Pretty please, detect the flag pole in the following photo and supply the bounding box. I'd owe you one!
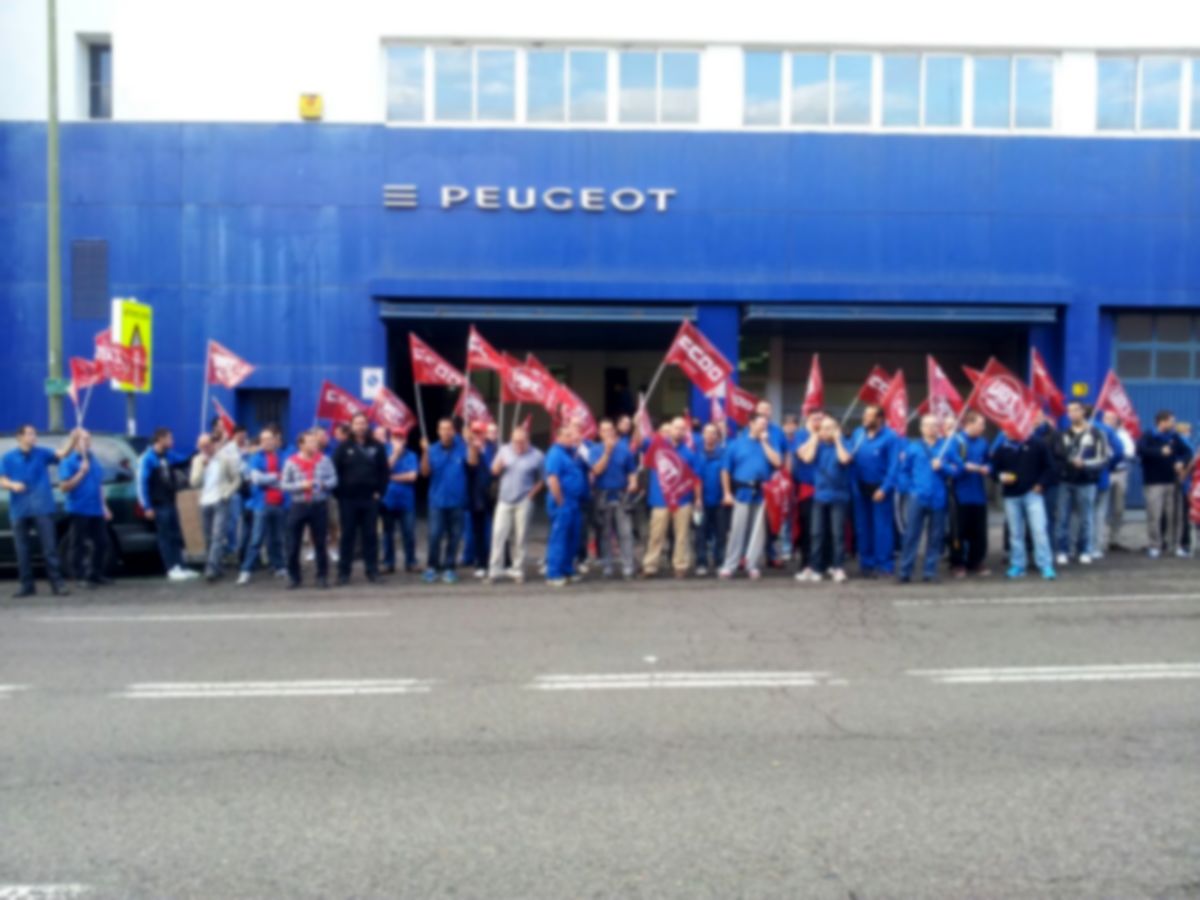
[199,341,210,437]
[840,396,860,428]
[642,357,669,409]
[414,383,427,441]
[934,364,984,462]
[80,384,94,425]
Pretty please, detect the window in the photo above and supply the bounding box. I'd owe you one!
[1014,57,1054,127]
[743,51,782,125]
[619,50,699,124]
[924,55,964,126]
[70,239,108,319]
[1114,314,1200,382]
[790,52,830,124]
[661,52,699,123]
[1193,59,1200,130]
[87,41,112,120]
[569,50,607,122]
[1139,58,1182,130]
[433,48,472,121]
[619,51,656,123]
[882,54,920,127]
[476,49,516,121]
[386,46,425,121]
[833,53,872,125]
[1097,57,1139,130]
[527,50,565,122]
[973,57,1011,127]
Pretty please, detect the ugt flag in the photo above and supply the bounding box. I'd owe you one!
[857,366,892,406]
[523,354,563,413]
[316,380,366,424]
[466,326,505,372]
[801,354,824,418]
[369,386,416,435]
[1030,348,1066,419]
[552,382,597,440]
[502,355,557,408]
[881,370,909,434]
[664,321,732,396]
[926,355,964,422]
[968,358,1040,442]
[454,383,495,427]
[410,334,466,387]
[645,436,697,511]
[206,340,255,388]
[1095,370,1142,439]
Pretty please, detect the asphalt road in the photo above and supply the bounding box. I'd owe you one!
[1,554,1198,899]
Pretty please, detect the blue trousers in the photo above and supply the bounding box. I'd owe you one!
[427,506,463,573]
[900,500,946,580]
[546,500,581,580]
[152,503,184,571]
[13,514,62,590]
[852,489,895,574]
[380,504,416,569]
[241,505,286,574]
[1004,492,1053,573]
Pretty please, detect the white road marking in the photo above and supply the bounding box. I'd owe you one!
[909,663,1200,685]
[0,685,30,698]
[116,679,435,699]
[528,671,840,690]
[0,886,90,900]
[895,592,1200,608]
[32,611,390,624]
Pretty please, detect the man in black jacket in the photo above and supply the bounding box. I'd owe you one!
[332,412,390,584]
[991,432,1056,580]
[1137,410,1193,558]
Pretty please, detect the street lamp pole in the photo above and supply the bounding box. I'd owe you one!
[46,0,64,431]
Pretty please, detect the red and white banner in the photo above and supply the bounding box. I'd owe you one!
[94,330,140,386]
[763,470,793,535]
[316,379,367,424]
[466,326,505,372]
[1030,348,1066,419]
[967,358,1040,442]
[857,365,893,406]
[664,321,733,396]
[801,354,825,418]
[523,354,562,413]
[635,394,654,441]
[881,370,909,434]
[410,333,466,387]
[926,354,965,422]
[552,382,597,440]
[646,436,697,511]
[70,356,106,391]
[681,412,696,450]
[1094,369,1142,439]
[454,383,495,427]
[211,396,237,436]
[206,340,255,388]
[726,381,759,428]
[963,365,984,387]
[502,355,558,408]
[368,386,416,435]
[1190,469,1200,526]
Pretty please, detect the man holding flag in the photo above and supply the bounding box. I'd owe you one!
[897,414,961,583]
[719,413,780,580]
[544,422,588,587]
[641,418,702,579]
[848,403,900,578]
[589,418,639,580]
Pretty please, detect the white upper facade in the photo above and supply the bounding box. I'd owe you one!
[2,0,1199,136]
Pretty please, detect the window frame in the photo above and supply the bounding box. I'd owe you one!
[1136,54,1186,133]
[1112,314,1200,383]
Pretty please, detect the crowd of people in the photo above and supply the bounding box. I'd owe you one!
[2,397,1196,596]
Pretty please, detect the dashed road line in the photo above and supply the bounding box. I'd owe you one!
[908,663,1200,685]
[895,592,1200,608]
[115,679,435,699]
[31,610,391,624]
[0,885,90,900]
[527,671,845,691]
[0,685,30,698]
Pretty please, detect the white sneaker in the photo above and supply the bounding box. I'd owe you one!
[328,548,340,562]
[1148,547,1162,559]
[474,568,486,579]
[1176,548,1191,559]
[1055,553,1069,566]
[1078,554,1093,565]
[695,566,708,577]
[274,568,288,579]
[832,568,848,584]
[794,568,817,583]
[1092,551,1105,561]
[304,549,316,562]
[167,566,191,582]
[181,567,200,580]
[236,572,251,586]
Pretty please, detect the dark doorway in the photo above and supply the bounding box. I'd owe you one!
[237,389,291,439]
[604,367,634,419]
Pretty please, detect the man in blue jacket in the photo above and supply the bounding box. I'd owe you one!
[949,411,991,577]
[137,427,197,583]
[545,422,587,587]
[590,418,639,579]
[59,429,113,590]
[421,418,475,584]
[848,404,899,579]
[237,425,290,585]
[1137,410,1193,558]
[719,414,779,580]
[692,423,729,577]
[897,415,961,583]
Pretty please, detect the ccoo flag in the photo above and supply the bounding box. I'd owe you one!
[664,321,733,396]
[410,334,466,387]
[368,386,416,435]
[316,380,367,424]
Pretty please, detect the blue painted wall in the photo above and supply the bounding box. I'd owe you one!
[1,123,1197,440]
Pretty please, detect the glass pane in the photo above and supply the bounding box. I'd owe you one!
[1139,58,1182,129]
[924,55,964,126]
[1156,314,1192,342]
[619,51,657,123]
[1156,350,1192,379]
[1193,60,1200,130]
[1097,57,1136,130]
[527,50,565,122]
[661,51,699,123]
[476,49,515,121]
[882,54,920,127]
[434,47,472,121]
[1116,349,1152,378]
[386,46,425,122]
[1014,57,1054,128]
[743,51,782,125]
[1116,315,1154,341]
[973,56,1011,127]
[790,52,829,124]
[833,53,872,125]
[569,50,607,122]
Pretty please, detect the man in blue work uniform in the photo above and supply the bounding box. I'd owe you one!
[545,422,587,587]
[692,423,729,577]
[1,425,79,597]
[640,418,701,578]
[589,418,638,579]
[948,411,991,577]
[790,409,824,580]
[797,415,854,583]
[59,429,113,589]
[719,414,779,580]
[848,403,899,579]
[897,414,961,583]
[421,417,476,584]
[380,429,419,574]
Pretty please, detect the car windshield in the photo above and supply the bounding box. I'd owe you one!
[0,435,139,485]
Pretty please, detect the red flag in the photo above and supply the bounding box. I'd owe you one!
[211,396,236,436]
[454,383,495,427]
[763,470,793,535]
[206,340,255,388]
[466,326,505,372]
[552,382,597,440]
[524,354,562,413]
[963,365,984,387]
[410,334,466,387]
[316,379,367,424]
[1094,370,1142,439]
[70,357,106,391]
[502,355,558,409]
[1030,348,1066,419]
[968,358,1040,442]
[1190,470,1200,526]
[710,392,726,426]
[664,321,733,396]
[857,366,893,405]
[635,394,654,441]
[94,330,138,384]
[801,354,825,418]
[646,435,697,511]
[369,386,416,435]
[881,370,909,434]
[926,355,965,422]
[519,413,533,434]
[726,381,759,428]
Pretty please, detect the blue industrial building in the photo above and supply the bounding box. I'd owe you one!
[2,123,1198,459]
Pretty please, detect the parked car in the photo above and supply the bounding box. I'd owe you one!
[0,432,161,576]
